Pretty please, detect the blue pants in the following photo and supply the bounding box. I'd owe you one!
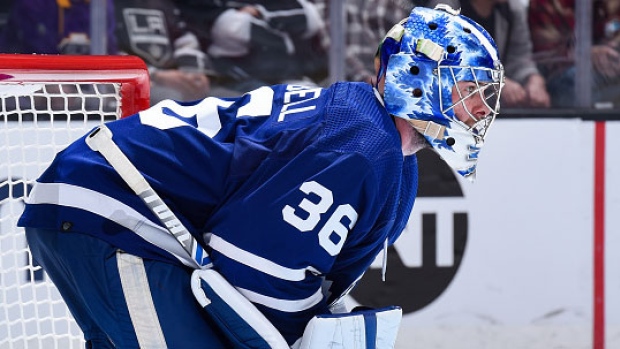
[25,228,230,349]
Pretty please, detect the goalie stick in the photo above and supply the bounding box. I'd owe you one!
[86,124,289,349]
[85,125,209,268]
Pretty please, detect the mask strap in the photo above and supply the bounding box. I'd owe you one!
[407,119,446,140]
[414,39,444,61]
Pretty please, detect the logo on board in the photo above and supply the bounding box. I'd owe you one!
[351,149,468,314]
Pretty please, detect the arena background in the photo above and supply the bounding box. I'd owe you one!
[1,0,619,348]
[346,115,620,349]
[2,116,617,349]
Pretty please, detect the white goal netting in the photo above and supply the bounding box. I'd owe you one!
[0,55,149,349]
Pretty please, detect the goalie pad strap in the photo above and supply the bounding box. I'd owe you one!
[364,311,378,349]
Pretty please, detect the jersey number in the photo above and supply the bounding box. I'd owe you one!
[282,181,358,256]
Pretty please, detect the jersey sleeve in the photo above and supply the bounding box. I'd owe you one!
[18,98,237,265]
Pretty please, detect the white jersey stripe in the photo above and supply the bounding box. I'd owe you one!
[237,286,323,313]
[27,182,325,313]
[209,234,312,282]
[26,182,196,268]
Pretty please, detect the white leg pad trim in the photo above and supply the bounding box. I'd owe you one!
[117,252,167,349]
[295,306,402,349]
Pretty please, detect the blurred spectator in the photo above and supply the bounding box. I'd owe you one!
[0,0,14,34]
[0,0,117,54]
[529,0,620,108]
[461,0,550,108]
[328,0,422,84]
[0,0,118,114]
[316,0,507,87]
[115,0,210,103]
[174,0,329,96]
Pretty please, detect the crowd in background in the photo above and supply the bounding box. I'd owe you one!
[0,0,619,110]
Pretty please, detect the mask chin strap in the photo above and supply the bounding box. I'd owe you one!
[408,119,446,140]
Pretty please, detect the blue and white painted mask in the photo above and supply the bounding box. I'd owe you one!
[379,6,504,180]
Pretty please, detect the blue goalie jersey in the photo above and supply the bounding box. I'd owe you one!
[19,82,418,343]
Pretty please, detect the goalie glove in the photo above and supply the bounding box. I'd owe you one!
[293,306,402,349]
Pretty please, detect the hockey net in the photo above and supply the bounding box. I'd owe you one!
[0,54,150,348]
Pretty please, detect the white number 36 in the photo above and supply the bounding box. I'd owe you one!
[282,181,359,256]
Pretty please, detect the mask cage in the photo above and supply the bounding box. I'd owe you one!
[439,64,504,139]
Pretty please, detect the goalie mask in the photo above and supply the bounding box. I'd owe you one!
[378,6,504,180]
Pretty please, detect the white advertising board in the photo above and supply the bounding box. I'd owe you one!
[344,118,618,349]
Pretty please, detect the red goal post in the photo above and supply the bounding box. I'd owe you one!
[0,54,150,117]
[0,54,150,348]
